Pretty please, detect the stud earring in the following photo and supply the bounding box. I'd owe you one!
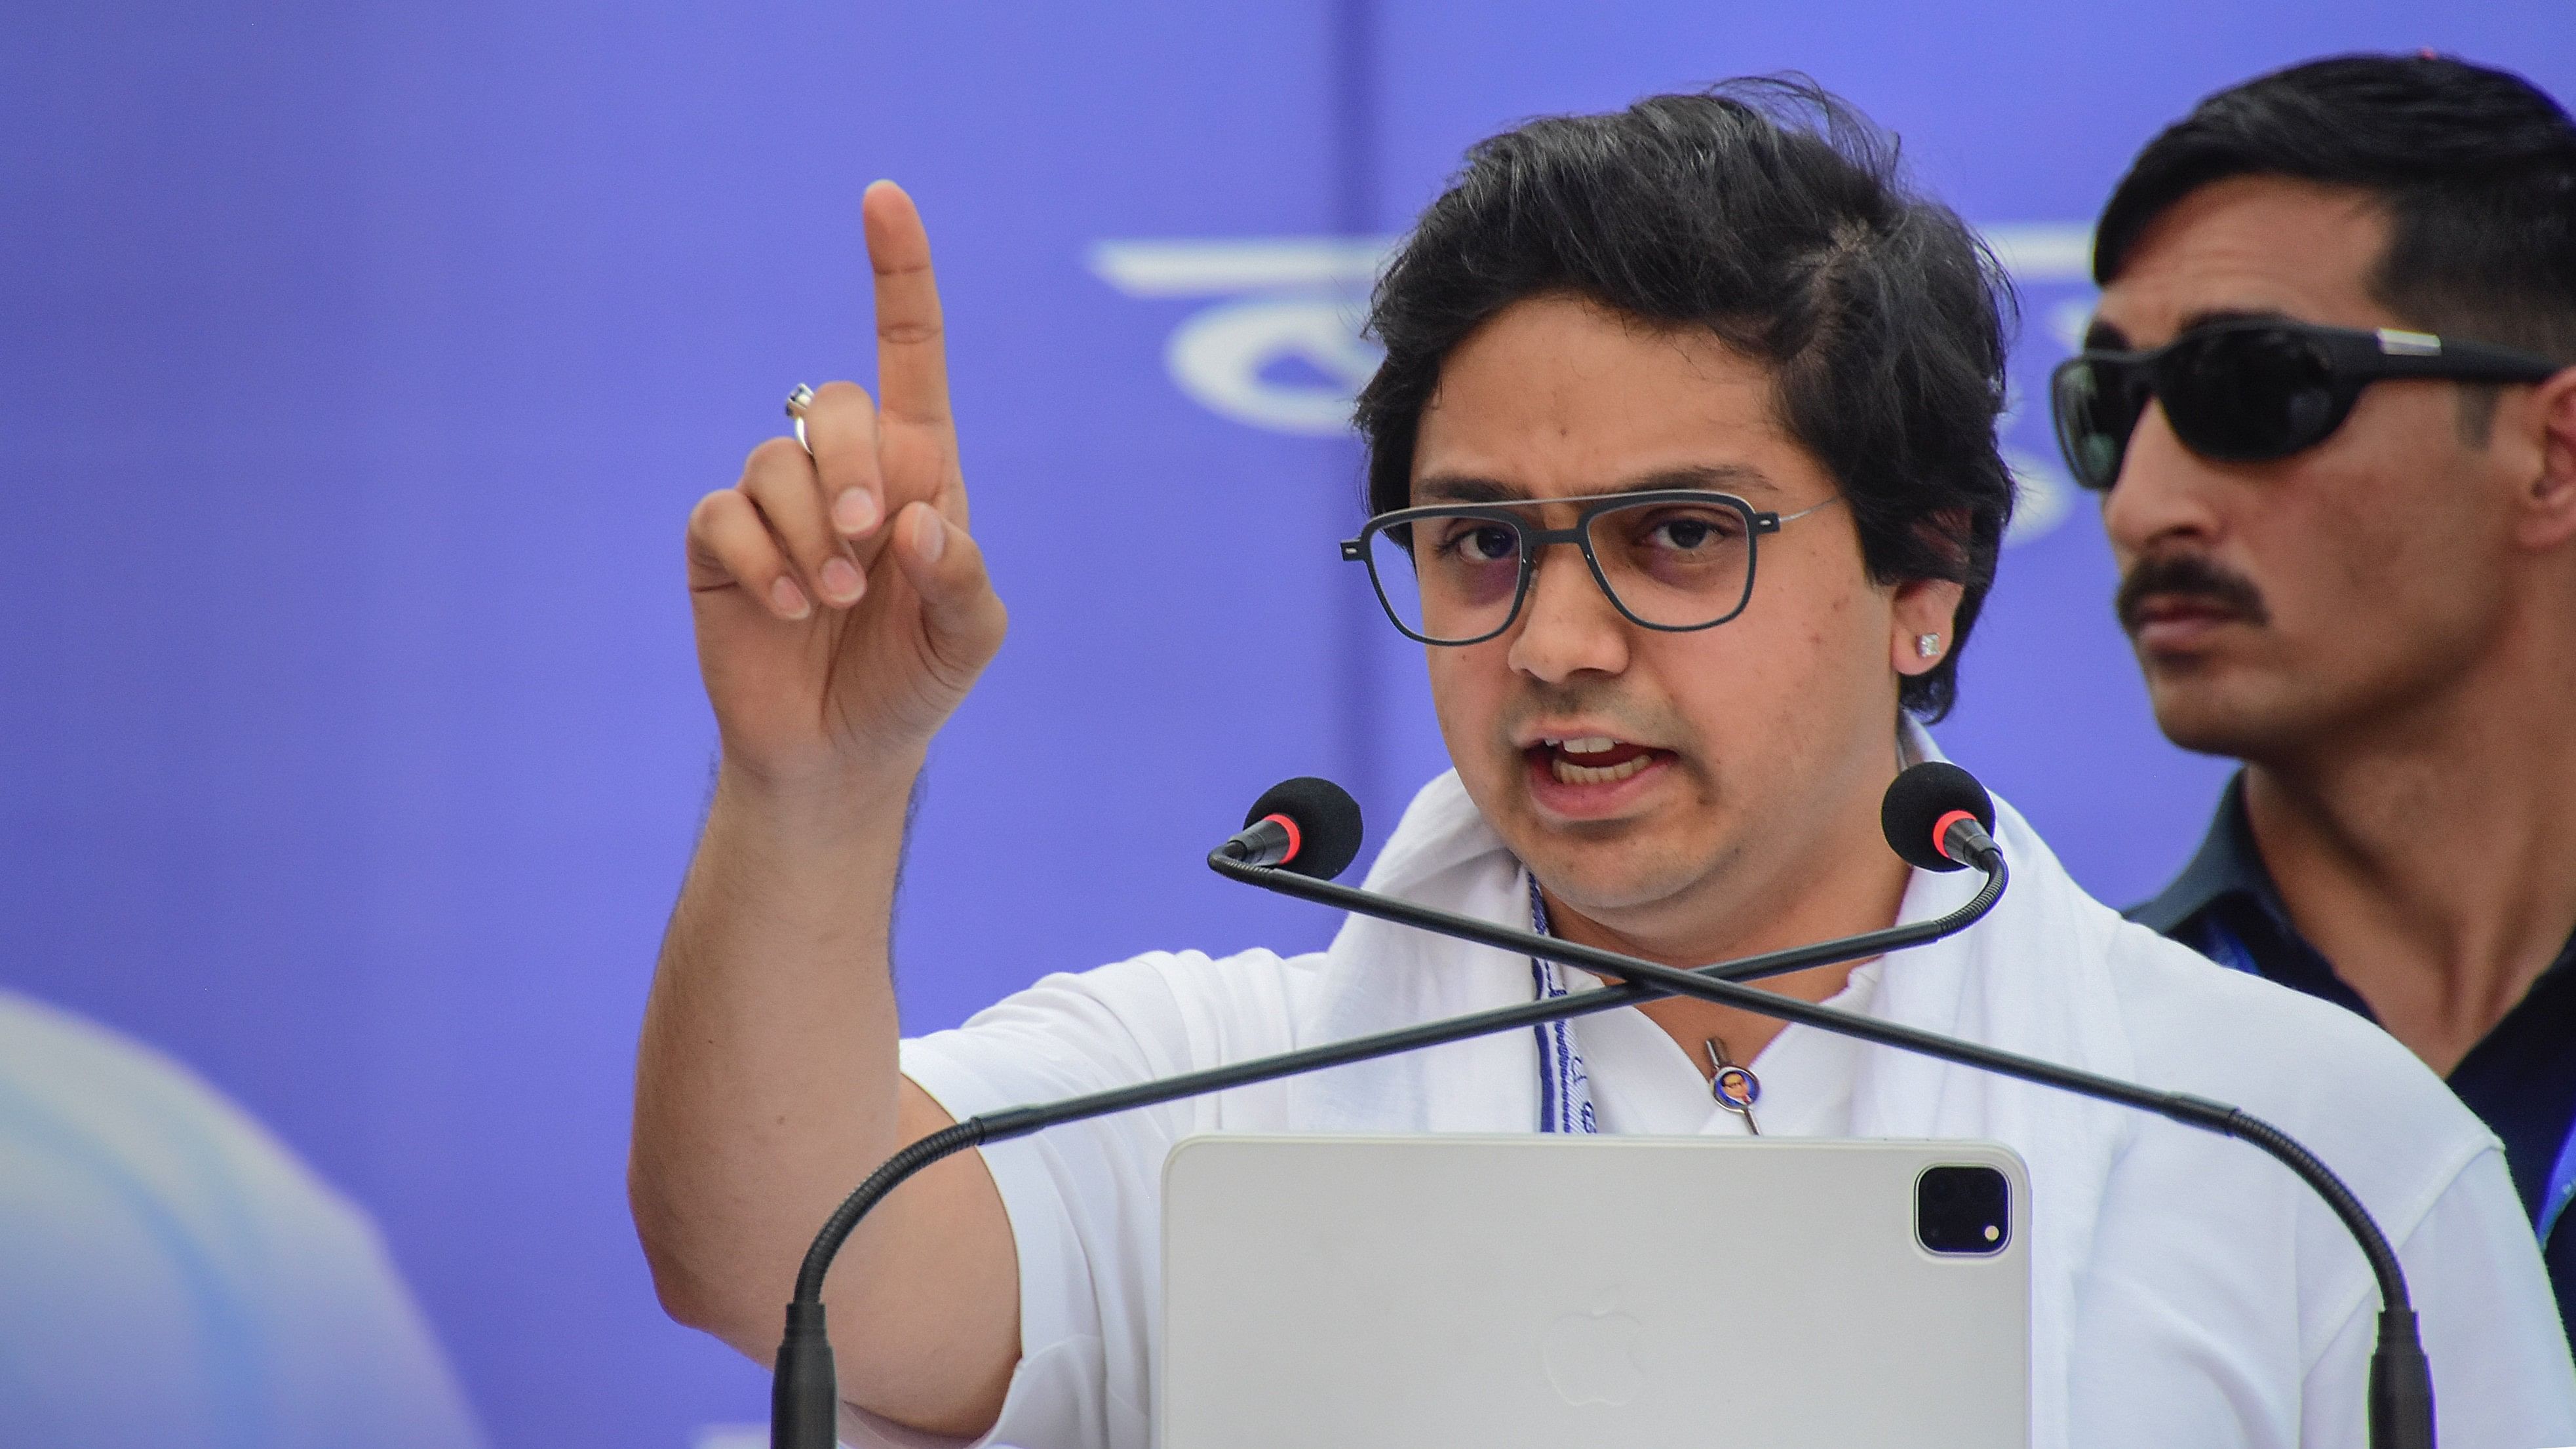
[1915,632,1942,659]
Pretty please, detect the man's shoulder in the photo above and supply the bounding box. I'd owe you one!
[967,945,1332,1020]
[2103,920,2442,1097]
[2098,920,2493,1183]
[921,945,1333,1068]
[1966,815,2478,1172]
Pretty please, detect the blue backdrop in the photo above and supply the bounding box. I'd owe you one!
[7,4,2571,1445]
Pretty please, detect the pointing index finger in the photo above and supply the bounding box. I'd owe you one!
[862,181,953,435]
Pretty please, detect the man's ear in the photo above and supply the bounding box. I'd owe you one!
[1889,575,1966,679]
[1890,507,1972,679]
[2516,366,2576,552]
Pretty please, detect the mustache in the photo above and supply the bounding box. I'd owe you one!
[2115,552,2270,632]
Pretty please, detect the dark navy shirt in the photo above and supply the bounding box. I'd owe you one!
[2130,774,2576,1357]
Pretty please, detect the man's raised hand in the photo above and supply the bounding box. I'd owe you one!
[684,182,1006,790]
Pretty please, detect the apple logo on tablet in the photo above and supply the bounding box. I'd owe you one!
[1541,1309,1645,1406]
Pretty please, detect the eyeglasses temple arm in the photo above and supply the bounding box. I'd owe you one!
[2373,338,2564,382]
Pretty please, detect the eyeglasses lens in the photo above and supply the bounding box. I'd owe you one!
[1367,516,1519,642]
[1589,498,1755,628]
[2055,328,2349,490]
[2157,328,2339,462]
[2053,359,2137,491]
[1368,499,1757,643]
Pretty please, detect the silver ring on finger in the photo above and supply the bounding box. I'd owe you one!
[784,383,816,454]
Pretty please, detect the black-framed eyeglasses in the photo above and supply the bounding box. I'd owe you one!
[1338,488,1842,647]
[2050,317,2562,492]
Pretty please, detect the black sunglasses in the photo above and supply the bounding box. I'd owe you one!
[2050,318,2562,491]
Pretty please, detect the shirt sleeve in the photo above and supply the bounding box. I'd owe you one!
[842,949,1317,1449]
[2299,1143,2576,1449]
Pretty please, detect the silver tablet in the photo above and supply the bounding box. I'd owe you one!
[1161,1134,2029,1449]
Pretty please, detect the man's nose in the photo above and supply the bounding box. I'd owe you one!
[2101,401,2228,558]
[1505,543,1630,684]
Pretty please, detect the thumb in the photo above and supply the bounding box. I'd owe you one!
[888,501,1007,687]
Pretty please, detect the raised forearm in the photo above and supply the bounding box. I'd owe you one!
[637,180,1020,1433]
[629,758,918,1342]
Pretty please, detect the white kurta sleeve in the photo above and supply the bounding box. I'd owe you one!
[842,949,1314,1449]
[2299,1143,2576,1449]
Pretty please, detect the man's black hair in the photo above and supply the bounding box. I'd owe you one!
[2094,54,2576,427]
[1354,79,2014,721]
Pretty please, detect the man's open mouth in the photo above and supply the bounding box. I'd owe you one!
[1529,736,1670,785]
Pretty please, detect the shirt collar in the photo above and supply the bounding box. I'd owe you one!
[2128,771,2280,934]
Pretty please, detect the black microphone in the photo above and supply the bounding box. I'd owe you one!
[764,769,2012,1449]
[1217,776,1365,878]
[1215,769,2434,1449]
[1882,759,2000,872]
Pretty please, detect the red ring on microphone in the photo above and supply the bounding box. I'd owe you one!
[1929,809,1979,863]
[1262,813,1302,864]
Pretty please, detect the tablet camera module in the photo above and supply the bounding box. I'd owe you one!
[1915,1165,2011,1256]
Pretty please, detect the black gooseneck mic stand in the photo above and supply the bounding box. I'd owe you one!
[1209,786,2436,1449]
[768,773,2008,1448]
[771,767,2434,1449]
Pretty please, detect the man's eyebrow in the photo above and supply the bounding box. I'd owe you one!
[2086,307,2297,353]
[1413,475,1515,504]
[1411,463,1778,505]
[1634,463,1777,497]
[2178,305,2292,333]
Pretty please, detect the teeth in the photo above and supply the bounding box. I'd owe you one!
[1550,752,1654,786]
[1561,736,1616,755]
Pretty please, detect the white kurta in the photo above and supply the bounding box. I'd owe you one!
[872,765,2576,1449]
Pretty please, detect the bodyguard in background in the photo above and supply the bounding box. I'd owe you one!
[2059,54,2576,1348]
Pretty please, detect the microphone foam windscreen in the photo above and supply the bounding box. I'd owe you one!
[1245,777,1366,880]
[1879,762,1997,873]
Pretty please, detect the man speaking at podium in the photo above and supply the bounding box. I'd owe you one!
[629,83,2574,1448]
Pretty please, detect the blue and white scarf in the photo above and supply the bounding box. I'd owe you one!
[1525,878,1599,1135]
